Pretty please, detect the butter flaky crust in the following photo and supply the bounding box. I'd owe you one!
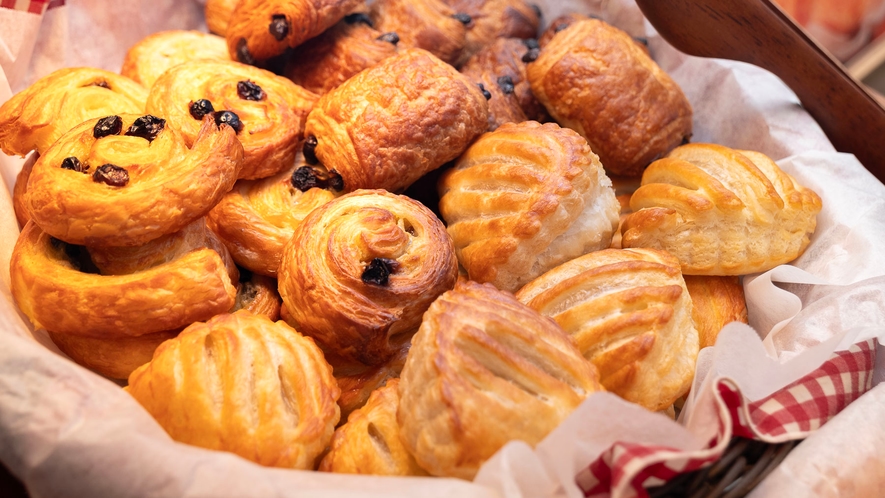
[439,120,619,293]
[146,60,317,180]
[304,48,488,194]
[398,280,603,479]
[25,114,243,247]
[527,18,693,177]
[121,30,230,89]
[0,67,147,157]
[231,272,283,322]
[622,143,823,275]
[127,311,341,470]
[278,189,458,366]
[369,0,468,65]
[49,330,179,380]
[442,0,540,62]
[515,248,699,412]
[683,275,748,350]
[205,0,239,36]
[12,152,36,228]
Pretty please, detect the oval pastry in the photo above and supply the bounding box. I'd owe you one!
[127,311,341,469]
[121,30,231,88]
[278,189,458,366]
[369,0,468,65]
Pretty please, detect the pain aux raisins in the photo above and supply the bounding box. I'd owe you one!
[496,76,515,94]
[361,258,399,286]
[303,135,319,165]
[290,165,344,192]
[522,48,540,63]
[269,14,289,41]
[214,110,243,133]
[93,164,129,187]
[377,32,399,44]
[236,38,256,65]
[124,115,166,142]
[60,157,87,173]
[93,115,123,138]
[189,99,215,120]
[452,12,472,25]
[237,80,266,101]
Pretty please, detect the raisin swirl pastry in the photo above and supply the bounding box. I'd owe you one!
[12,152,37,228]
[121,30,231,88]
[25,113,243,247]
[278,189,458,366]
[127,311,341,469]
[621,144,823,275]
[438,120,619,293]
[369,0,469,65]
[147,60,317,180]
[398,280,604,479]
[515,248,699,411]
[442,0,540,60]
[230,269,282,321]
[304,48,488,194]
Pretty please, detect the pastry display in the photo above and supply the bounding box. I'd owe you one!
[369,0,469,65]
[121,30,230,88]
[684,275,749,349]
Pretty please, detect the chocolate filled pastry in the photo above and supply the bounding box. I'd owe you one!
[527,18,693,177]
[369,0,469,65]
[49,330,179,380]
[205,0,239,36]
[121,30,230,88]
[25,113,243,247]
[283,14,400,96]
[12,152,37,228]
[684,275,748,349]
[225,0,365,64]
[146,60,317,180]
[0,68,146,158]
[278,189,458,366]
[537,12,587,47]
[127,311,341,469]
[398,280,604,479]
[329,337,410,418]
[442,0,540,60]
[230,269,282,321]
[438,121,619,293]
[515,248,699,412]
[621,144,823,275]
[304,48,488,193]
[319,379,428,475]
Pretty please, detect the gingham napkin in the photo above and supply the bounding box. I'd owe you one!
[0,0,60,15]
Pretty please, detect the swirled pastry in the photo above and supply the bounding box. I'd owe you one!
[127,311,341,469]
[49,330,178,380]
[121,30,230,88]
[527,18,693,176]
[330,337,410,418]
[369,0,469,65]
[0,68,146,157]
[684,275,748,349]
[319,379,428,475]
[25,113,243,247]
[12,152,36,228]
[278,189,458,366]
[515,248,699,411]
[442,0,540,60]
[398,280,603,479]
[304,48,488,193]
[621,144,823,275]
[146,60,317,180]
[438,121,619,293]
[205,0,239,36]
[230,270,282,321]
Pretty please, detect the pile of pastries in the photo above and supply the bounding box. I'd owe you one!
[0,0,822,479]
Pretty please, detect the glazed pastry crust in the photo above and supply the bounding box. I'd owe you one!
[12,152,36,228]
[398,280,603,479]
[304,48,488,193]
[127,311,341,469]
[50,330,178,380]
[206,0,239,36]
[443,0,540,61]
[683,275,748,349]
[329,338,410,418]
[527,18,693,176]
[537,13,588,47]
[121,30,230,89]
[621,144,823,275]
[369,0,467,65]
[515,248,699,411]
[230,272,282,321]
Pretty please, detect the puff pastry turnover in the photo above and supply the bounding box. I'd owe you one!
[121,30,230,89]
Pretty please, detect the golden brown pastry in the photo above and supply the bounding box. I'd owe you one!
[121,30,230,89]
[527,18,693,176]
[537,13,588,47]
[0,68,146,157]
[12,152,36,228]
[205,0,239,36]
[319,379,428,475]
[369,0,469,65]
[304,48,488,193]
[146,59,317,180]
[398,280,604,479]
[230,269,282,321]
[684,275,748,349]
[127,311,341,469]
[49,330,179,380]
[25,113,243,247]
[330,338,410,419]
[621,144,823,275]
[515,248,699,412]
[278,189,458,366]
[442,0,540,60]
[438,120,619,293]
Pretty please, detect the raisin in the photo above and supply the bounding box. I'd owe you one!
[237,80,265,101]
[496,76,515,94]
[60,157,86,173]
[93,164,129,187]
[269,14,289,41]
[344,12,373,27]
[452,12,472,25]
[93,116,123,138]
[522,38,540,50]
[189,99,215,120]
[303,135,319,165]
[125,115,166,142]
[377,32,399,45]
[236,38,256,65]
[291,166,344,192]
[328,170,344,191]
[361,258,398,286]
[477,83,492,100]
[214,111,243,133]
[522,48,540,63]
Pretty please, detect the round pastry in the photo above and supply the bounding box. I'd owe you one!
[442,0,540,61]
[684,275,748,350]
[49,330,179,380]
[25,113,243,247]
[621,143,823,275]
[230,269,282,321]
[515,248,699,412]
[0,68,146,157]
[369,0,469,65]
[127,311,341,469]
[12,152,37,228]
[205,0,239,36]
[121,30,231,89]
[146,59,317,180]
[278,189,458,366]
[398,280,604,479]
[304,48,488,194]
[526,18,693,176]
[438,120,619,293]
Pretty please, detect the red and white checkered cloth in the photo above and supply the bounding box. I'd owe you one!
[576,339,877,497]
[0,0,62,14]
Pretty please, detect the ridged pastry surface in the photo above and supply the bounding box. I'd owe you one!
[121,30,230,88]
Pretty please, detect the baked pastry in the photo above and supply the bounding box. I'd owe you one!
[146,59,317,180]
[330,337,410,418]
[207,145,340,276]
[12,152,36,228]
[621,144,823,275]
[515,248,699,411]
[127,311,341,469]
[0,68,146,157]
[304,48,488,193]
[527,18,693,176]
[230,269,282,321]
[442,0,540,60]
[369,0,469,65]
[398,280,603,479]
[278,189,458,366]
[205,0,239,36]
[25,113,243,247]
[319,379,428,475]
[49,330,179,380]
[684,275,748,349]
[438,120,619,293]
[121,30,230,88]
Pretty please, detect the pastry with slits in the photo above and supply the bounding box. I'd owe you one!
[438,120,619,293]
[398,280,603,479]
[515,248,699,412]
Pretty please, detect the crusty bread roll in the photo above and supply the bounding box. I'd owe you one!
[121,30,230,88]
[683,275,748,349]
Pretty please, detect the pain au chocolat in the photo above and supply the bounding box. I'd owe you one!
[369,0,469,65]
[442,0,540,61]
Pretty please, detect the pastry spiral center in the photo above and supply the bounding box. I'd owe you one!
[355,207,410,262]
